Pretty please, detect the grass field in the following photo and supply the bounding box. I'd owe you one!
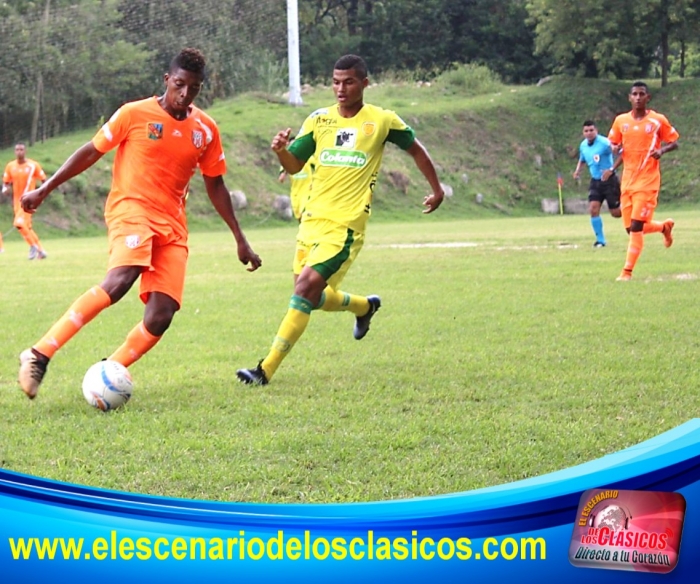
[1,211,699,503]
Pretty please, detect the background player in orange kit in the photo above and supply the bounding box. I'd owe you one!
[608,81,679,281]
[17,47,261,399]
[2,143,48,259]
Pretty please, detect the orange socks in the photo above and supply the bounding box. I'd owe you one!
[623,231,644,273]
[109,322,162,367]
[35,286,112,358]
[643,221,663,234]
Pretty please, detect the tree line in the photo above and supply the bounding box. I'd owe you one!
[2,0,700,148]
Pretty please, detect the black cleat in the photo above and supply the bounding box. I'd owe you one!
[236,361,269,385]
[353,295,381,340]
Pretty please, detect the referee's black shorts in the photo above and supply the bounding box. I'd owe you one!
[588,174,621,209]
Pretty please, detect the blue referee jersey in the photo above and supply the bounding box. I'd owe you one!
[579,135,614,180]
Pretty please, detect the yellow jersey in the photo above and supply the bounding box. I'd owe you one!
[289,103,415,233]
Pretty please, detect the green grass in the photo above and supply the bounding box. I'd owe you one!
[2,75,699,237]
[2,211,698,503]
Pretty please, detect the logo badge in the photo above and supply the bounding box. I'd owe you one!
[645,123,654,133]
[622,124,629,132]
[147,123,163,140]
[569,488,686,574]
[319,149,367,168]
[124,235,141,249]
[192,130,203,148]
[362,122,376,136]
[335,129,357,148]
[593,154,600,163]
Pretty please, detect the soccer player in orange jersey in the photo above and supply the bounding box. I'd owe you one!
[17,48,262,399]
[2,143,48,259]
[608,81,679,281]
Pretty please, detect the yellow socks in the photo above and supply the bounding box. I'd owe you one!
[317,287,369,316]
[261,295,313,380]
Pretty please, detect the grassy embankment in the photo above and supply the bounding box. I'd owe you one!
[1,76,697,239]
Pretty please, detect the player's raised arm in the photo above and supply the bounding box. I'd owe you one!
[272,128,304,175]
[405,138,444,213]
[21,142,104,212]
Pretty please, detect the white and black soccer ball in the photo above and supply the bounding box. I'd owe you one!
[82,360,133,411]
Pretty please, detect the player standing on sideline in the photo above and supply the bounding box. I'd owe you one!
[608,81,679,281]
[278,137,315,222]
[17,48,262,399]
[572,120,621,247]
[237,54,444,386]
[2,143,48,259]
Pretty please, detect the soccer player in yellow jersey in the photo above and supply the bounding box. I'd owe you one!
[607,81,679,281]
[17,48,261,400]
[237,54,444,385]
[2,143,48,259]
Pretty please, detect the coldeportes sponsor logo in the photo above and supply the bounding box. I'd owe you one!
[319,149,367,168]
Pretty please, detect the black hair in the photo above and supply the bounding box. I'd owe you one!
[334,54,368,79]
[169,48,206,76]
[631,80,649,93]
[582,120,596,127]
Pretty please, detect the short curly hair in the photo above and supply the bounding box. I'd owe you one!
[334,54,367,79]
[169,48,206,76]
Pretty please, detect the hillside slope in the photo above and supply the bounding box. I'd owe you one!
[1,77,696,237]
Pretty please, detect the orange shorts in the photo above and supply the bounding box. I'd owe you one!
[107,217,188,307]
[620,190,658,228]
[13,210,33,230]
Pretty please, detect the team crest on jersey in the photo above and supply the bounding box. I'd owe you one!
[192,130,204,148]
[593,154,600,163]
[124,235,141,249]
[147,123,163,140]
[335,128,357,148]
[362,122,376,136]
[645,123,654,133]
[622,124,629,132]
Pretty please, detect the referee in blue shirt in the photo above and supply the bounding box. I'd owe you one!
[573,120,621,247]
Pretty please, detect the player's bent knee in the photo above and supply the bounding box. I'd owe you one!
[143,310,175,336]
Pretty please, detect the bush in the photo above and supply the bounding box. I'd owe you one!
[435,63,504,96]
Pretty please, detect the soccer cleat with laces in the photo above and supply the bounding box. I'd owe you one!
[616,270,633,282]
[662,219,674,248]
[28,245,38,260]
[353,295,381,340]
[18,348,50,399]
[236,361,269,385]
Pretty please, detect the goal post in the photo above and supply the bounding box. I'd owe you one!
[286,0,303,106]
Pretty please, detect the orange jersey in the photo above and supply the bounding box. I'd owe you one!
[608,109,679,193]
[92,97,227,235]
[3,158,47,215]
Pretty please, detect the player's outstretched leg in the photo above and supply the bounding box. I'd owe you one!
[237,295,313,385]
[353,295,381,340]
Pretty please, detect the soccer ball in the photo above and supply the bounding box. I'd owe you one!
[82,360,133,411]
